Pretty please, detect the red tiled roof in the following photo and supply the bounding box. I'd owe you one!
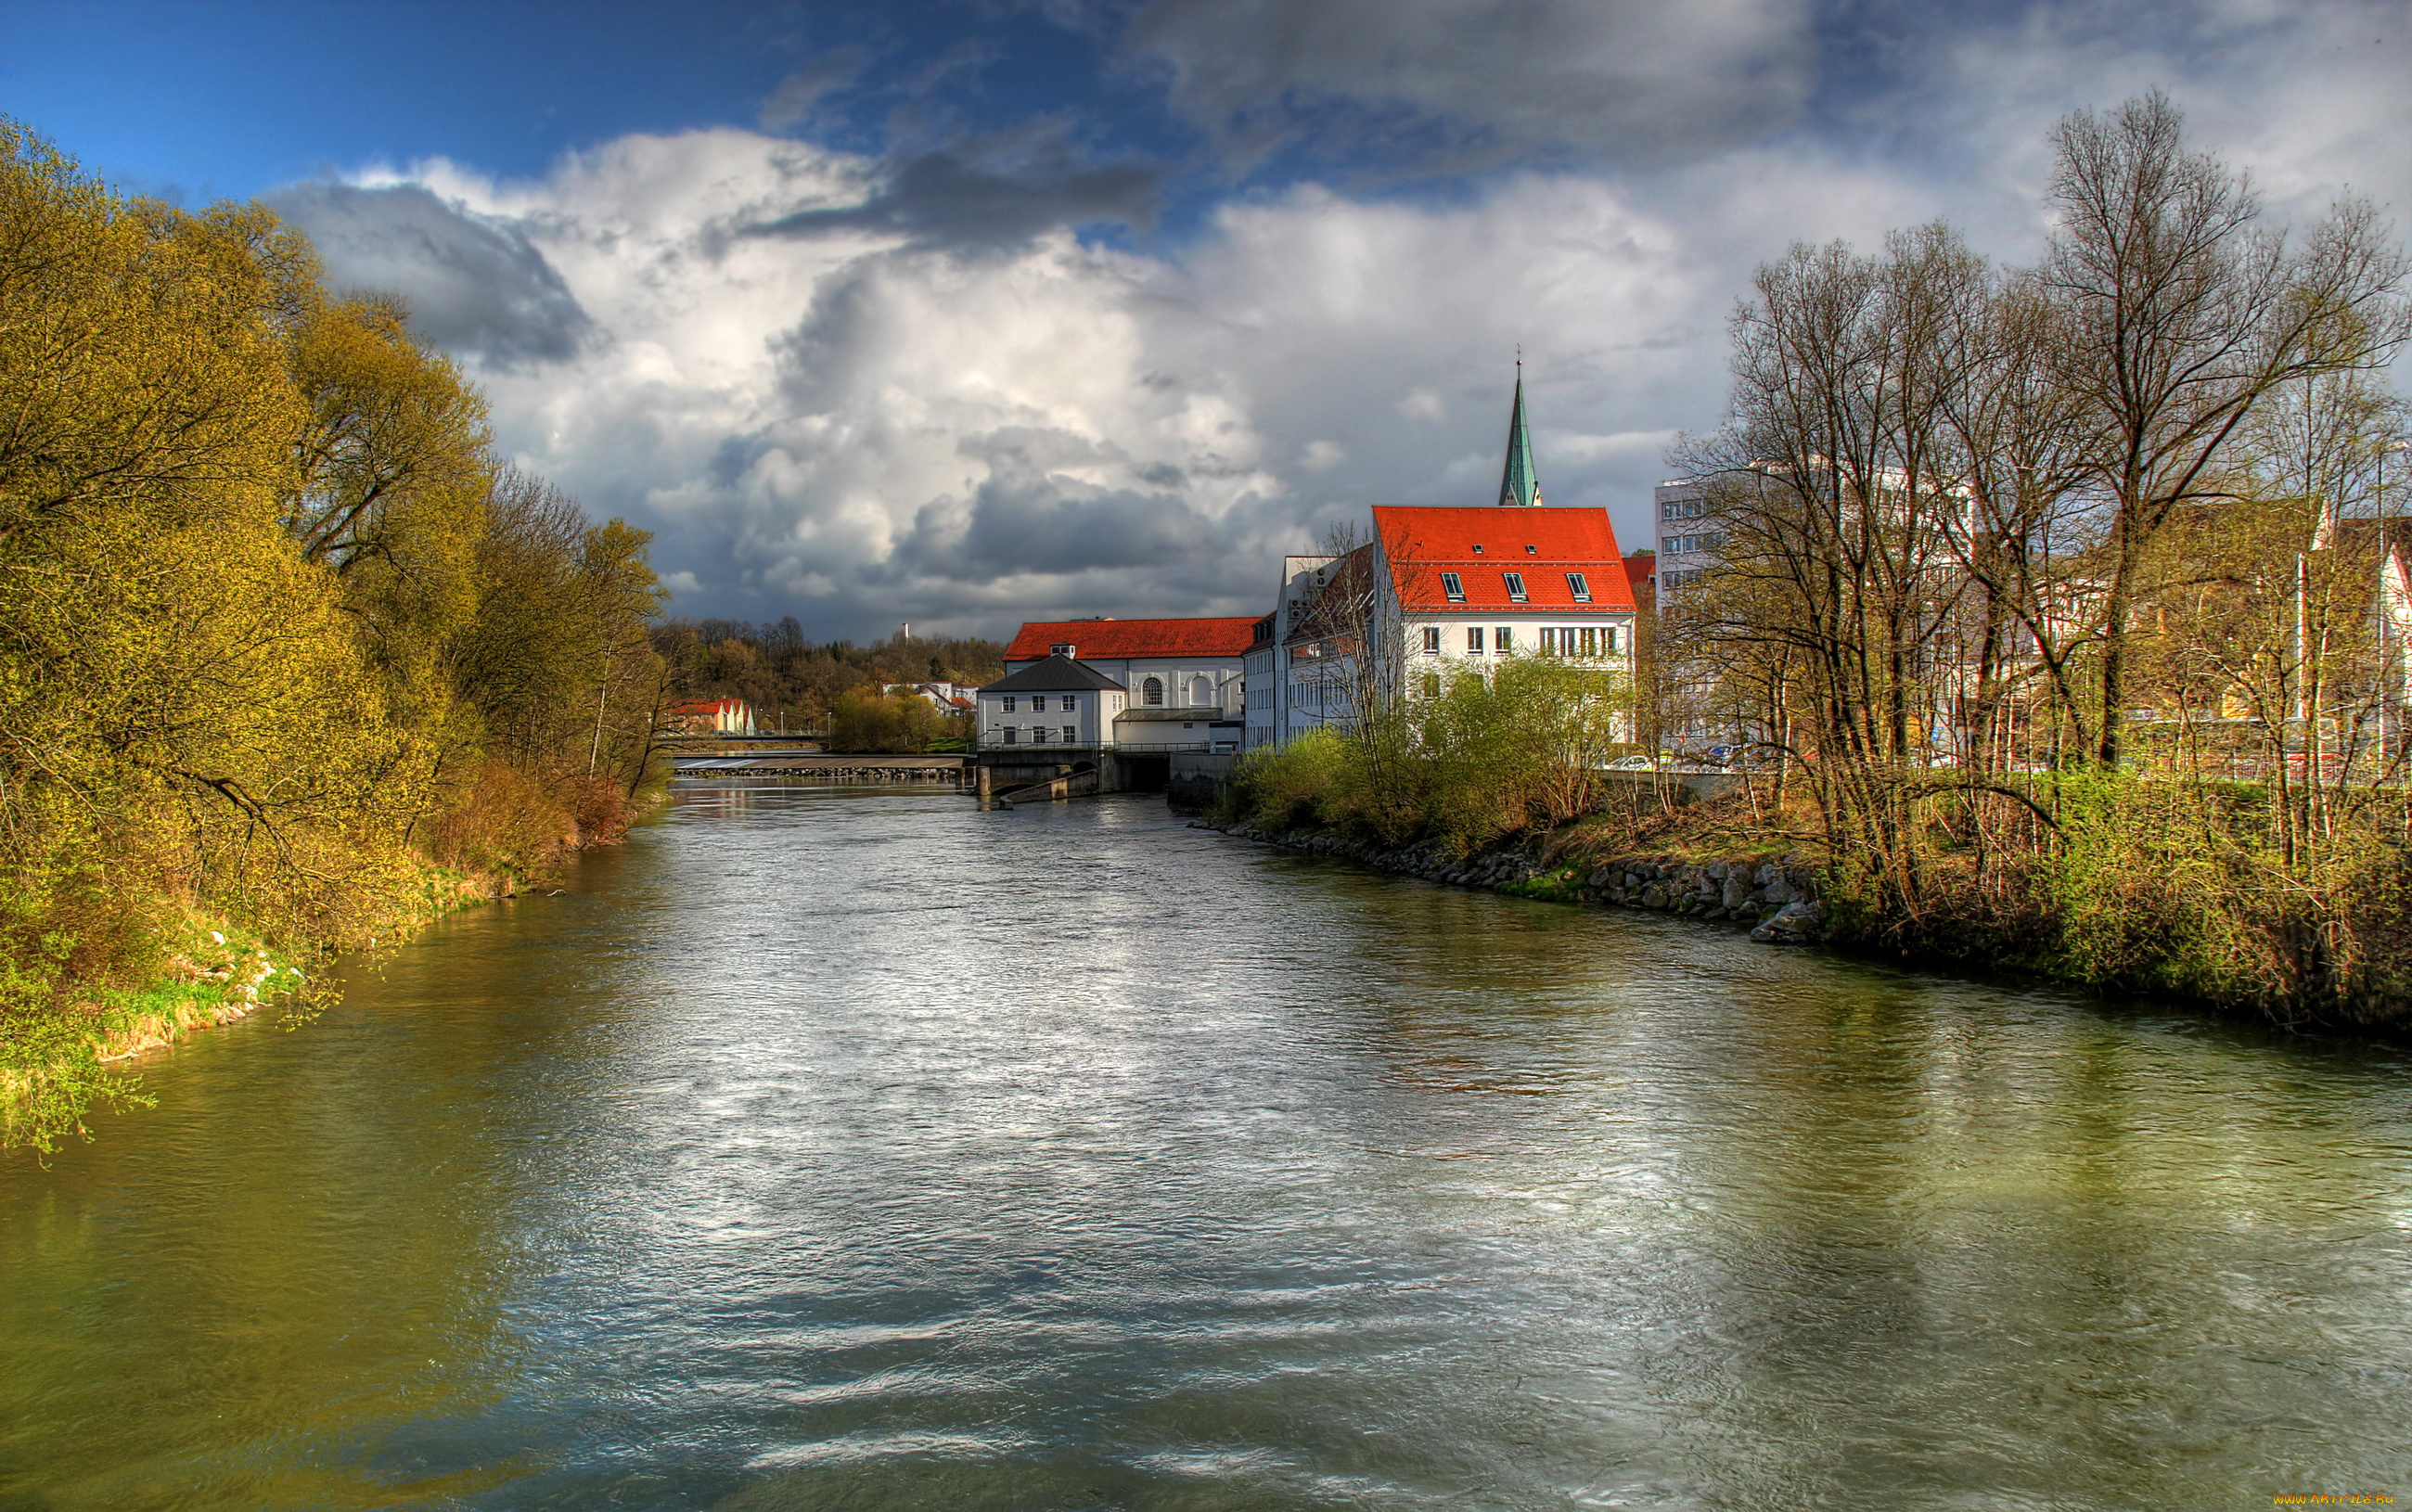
[1623,552,1655,591]
[664,698,748,715]
[1004,617,1259,661]
[1372,506,1639,611]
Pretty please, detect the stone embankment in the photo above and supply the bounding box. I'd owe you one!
[1212,821,1827,943]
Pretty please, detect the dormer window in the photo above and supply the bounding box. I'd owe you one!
[1502,571,1529,603]
[1440,572,1466,602]
[1470,545,1484,554]
[1524,544,1536,554]
[1566,571,1591,603]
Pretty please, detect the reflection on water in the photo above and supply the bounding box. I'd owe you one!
[4,788,2409,1509]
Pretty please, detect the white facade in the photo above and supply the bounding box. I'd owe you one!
[1005,654,1242,717]
[1244,518,1639,747]
[975,668,1126,751]
[1247,556,1337,749]
[1654,479,1724,595]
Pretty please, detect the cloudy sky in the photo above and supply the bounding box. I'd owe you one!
[6,0,2406,638]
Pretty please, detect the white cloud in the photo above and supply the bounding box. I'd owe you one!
[276,1,2409,638]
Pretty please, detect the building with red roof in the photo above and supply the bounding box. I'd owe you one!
[1001,618,1258,665]
[982,617,1255,754]
[1243,377,1641,749]
[660,697,755,736]
[1623,550,1657,613]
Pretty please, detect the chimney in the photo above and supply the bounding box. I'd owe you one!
[1051,643,1076,659]
[900,621,912,641]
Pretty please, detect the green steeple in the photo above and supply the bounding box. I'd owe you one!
[1496,365,1542,507]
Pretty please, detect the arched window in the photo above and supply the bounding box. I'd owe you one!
[1187,674,1212,707]
[1142,676,1164,706]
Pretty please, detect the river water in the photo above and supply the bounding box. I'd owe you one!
[4,788,2409,1510]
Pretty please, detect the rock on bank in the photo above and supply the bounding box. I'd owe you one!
[1206,821,1825,943]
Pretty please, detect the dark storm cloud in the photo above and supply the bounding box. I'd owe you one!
[1119,0,1817,170]
[890,429,1216,583]
[267,182,592,367]
[749,147,1159,249]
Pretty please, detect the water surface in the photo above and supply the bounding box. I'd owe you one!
[4,788,2408,1509]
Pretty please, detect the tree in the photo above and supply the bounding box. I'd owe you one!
[2040,91,2408,767]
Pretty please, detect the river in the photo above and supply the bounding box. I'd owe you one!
[4,788,2409,1509]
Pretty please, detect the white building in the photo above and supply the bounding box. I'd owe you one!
[986,619,1254,753]
[1653,477,1725,595]
[883,682,978,716]
[1247,506,1642,743]
[1243,557,1337,750]
[975,654,1126,750]
[1247,375,1641,742]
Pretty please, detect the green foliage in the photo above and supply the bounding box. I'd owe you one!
[1225,728,1361,832]
[1227,660,1634,857]
[651,619,1003,729]
[826,690,957,753]
[0,122,665,1147]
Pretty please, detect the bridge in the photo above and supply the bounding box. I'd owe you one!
[673,753,971,786]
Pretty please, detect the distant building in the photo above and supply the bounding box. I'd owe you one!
[1652,477,1725,595]
[661,697,755,735]
[884,682,978,716]
[1246,376,1640,745]
[997,619,1251,752]
[975,654,1127,750]
[1623,550,1657,613]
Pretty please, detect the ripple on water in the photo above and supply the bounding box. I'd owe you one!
[3,788,2410,1510]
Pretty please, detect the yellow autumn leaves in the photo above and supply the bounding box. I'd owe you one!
[1,122,664,1145]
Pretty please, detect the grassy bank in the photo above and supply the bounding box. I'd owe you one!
[0,789,662,1154]
[0,126,674,1150]
[1220,730,2412,1032]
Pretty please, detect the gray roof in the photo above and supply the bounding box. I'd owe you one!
[980,655,1126,694]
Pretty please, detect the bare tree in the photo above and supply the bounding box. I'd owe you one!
[2040,91,2409,768]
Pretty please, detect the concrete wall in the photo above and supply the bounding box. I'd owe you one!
[1166,751,1239,810]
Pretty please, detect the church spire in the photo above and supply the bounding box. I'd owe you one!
[1496,361,1542,507]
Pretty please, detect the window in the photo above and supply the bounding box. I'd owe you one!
[1422,626,1441,654]
[1502,571,1528,602]
[1579,628,1598,655]
[1566,571,1591,602]
[1420,672,1442,698]
[1470,544,1484,554]
[1188,674,1212,707]
[1061,696,1077,711]
[1003,696,1017,712]
[1063,725,1077,744]
[1440,571,1465,602]
[1142,676,1163,706]
[1002,726,1018,744]
[1524,544,1537,554]
[1495,627,1513,652]
[1540,628,1558,654]
[1467,626,1485,653]
[1606,626,1621,653]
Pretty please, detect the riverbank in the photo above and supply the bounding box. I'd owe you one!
[2,829,638,1153]
[1206,803,2412,1037]
[1206,818,1829,944]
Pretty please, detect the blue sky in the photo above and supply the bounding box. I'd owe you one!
[5,0,2405,637]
